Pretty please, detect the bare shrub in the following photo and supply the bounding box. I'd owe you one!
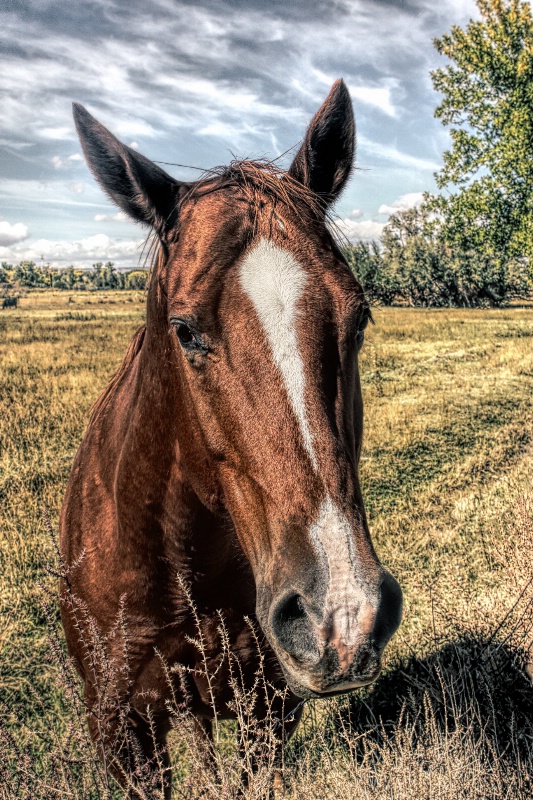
[1,519,295,799]
[156,577,299,799]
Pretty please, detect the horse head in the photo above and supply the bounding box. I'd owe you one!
[73,80,402,699]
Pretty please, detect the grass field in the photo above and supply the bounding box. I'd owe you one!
[1,290,533,798]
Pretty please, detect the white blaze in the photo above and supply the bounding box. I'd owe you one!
[239,237,317,468]
[240,239,367,650]
[310,497,364,648]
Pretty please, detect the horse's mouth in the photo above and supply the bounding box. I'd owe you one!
[279,658,382,700]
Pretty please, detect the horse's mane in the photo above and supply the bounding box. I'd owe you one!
[179,158,326,220]
[88,323,146,426]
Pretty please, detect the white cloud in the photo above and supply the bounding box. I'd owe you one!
[0,178,112,209]
[94,211,128,222]
[198,120,261,142]
[358,136,441,171]
[378,192,425,215]
[0,0,483,251]
[198,121,245,138]
[349,84,398,117]
[67,182,84,194]
[312,69,399,117]
[0,221,29,246]
[336,192,426,243]
[0,138,33,150]
[336,218,385,243]
[0,0,429,156]
[0,233,146,268]
[52,153,84,169]
[40,126,74,141]
[336,191,428,243]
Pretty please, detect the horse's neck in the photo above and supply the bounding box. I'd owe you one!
[108,318,236,585]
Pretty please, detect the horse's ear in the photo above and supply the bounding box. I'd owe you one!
[288,79,355,207]
[73,103,186,236]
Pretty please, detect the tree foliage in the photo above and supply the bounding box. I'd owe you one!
[1,261,148,292]
[345,0,533,307]
[430,0,533,261]
[344,205,531,307]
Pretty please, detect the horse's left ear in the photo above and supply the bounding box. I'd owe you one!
[288,79,355,207]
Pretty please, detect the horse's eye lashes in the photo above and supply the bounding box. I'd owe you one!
[171,319,207,353]
[358,308,372,332]
[354,308,372,348]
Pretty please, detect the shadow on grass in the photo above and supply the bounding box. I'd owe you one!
[336,633,533,763]
[286,633,533,798]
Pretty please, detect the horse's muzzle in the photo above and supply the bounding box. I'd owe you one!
[265,569,402,698]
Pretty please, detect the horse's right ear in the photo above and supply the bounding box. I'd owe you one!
[73,103,186,236]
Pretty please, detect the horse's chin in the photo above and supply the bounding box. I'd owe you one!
[280,661,382,700]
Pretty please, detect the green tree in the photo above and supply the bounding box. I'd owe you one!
[125,270,148,291]
[430,0,533,263]
[343,241,398,304]
[63,266,76,290]
[378,206,529,306]
[90,262,105,290]
[103,261,119,289]
[14,261,41,287]
[381,208,443,306]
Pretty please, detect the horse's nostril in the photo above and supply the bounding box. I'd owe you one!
[270,592,318,664]
[373,571,403,650]
[278,593,306,624]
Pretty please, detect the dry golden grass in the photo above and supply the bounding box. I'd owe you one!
[1,292,532,798]
[360,307,533,654]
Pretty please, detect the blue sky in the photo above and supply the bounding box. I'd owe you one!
[0,0,482,268]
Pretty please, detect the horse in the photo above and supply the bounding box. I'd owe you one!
[2,296,18,309]
[60,80,402,797]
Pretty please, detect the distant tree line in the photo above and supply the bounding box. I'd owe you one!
[0,261,148,292]
[2,219,530,308]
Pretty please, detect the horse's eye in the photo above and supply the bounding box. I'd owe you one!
[355,307,372,349]
[171,319,208,355]
[176,323,194,347]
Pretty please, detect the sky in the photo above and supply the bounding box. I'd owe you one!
[0,0,483,269]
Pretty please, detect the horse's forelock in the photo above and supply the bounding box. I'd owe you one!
[143,158,345,298]
[179,159,326,220]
